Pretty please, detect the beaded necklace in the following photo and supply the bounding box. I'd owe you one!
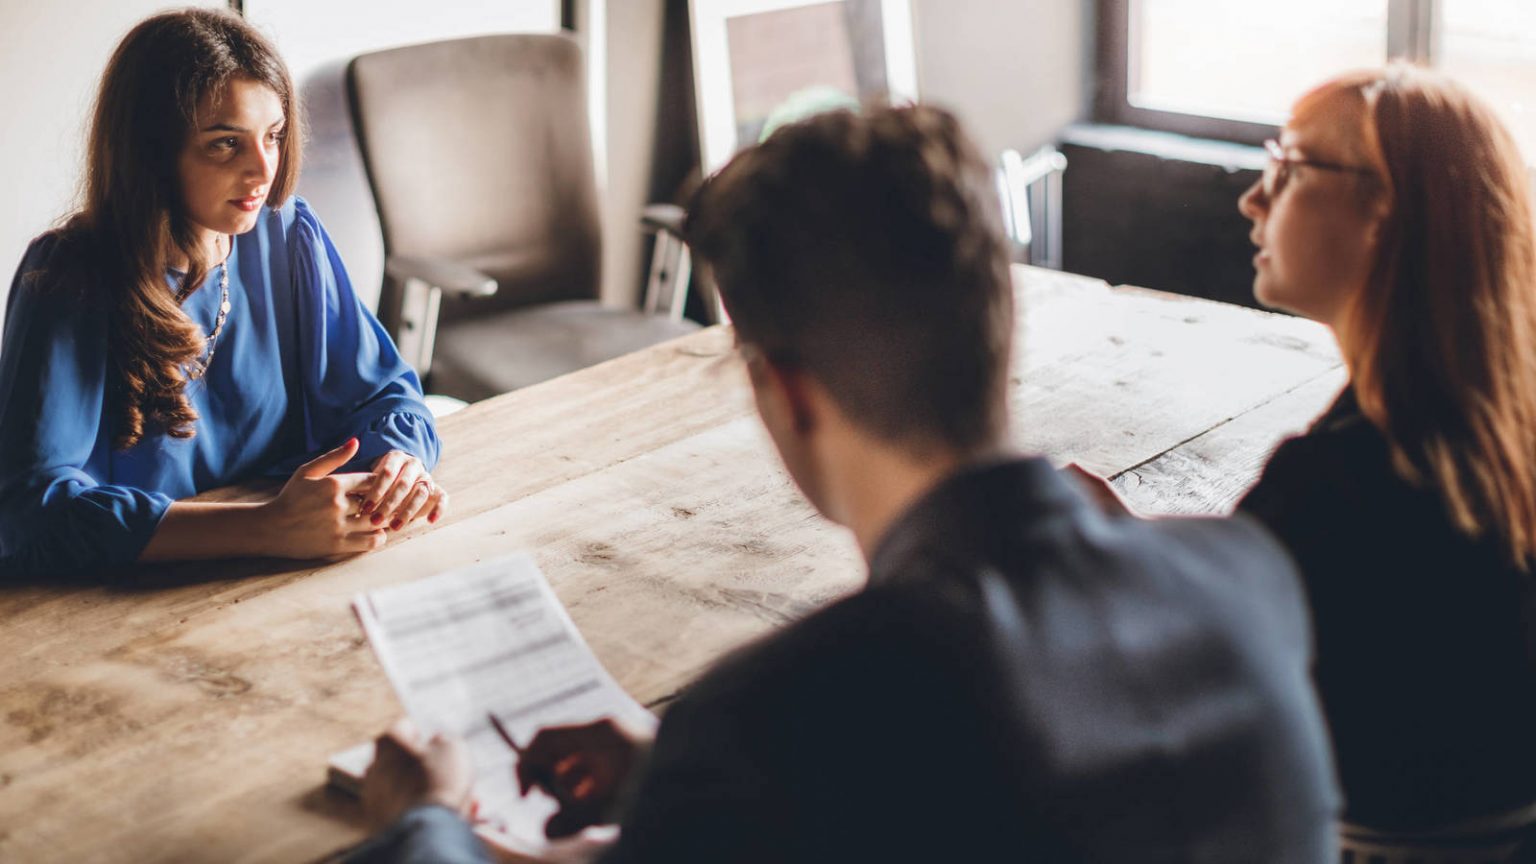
[182,237,233,381]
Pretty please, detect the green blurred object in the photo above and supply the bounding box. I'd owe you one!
[758,86,860,142]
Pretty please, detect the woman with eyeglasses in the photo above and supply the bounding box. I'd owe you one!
[1071,63,1536,846]
[0,9,448,578]
[1234,66,1536,839]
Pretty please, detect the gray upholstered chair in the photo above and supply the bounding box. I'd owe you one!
[347,32,699,403]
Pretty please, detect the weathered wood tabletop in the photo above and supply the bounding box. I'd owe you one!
[0,265,1344,863]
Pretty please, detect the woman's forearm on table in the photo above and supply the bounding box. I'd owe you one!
[138,501,275,561]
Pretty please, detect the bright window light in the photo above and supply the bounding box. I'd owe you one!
[1439,0,1536,161]
[1129,0,1389,125]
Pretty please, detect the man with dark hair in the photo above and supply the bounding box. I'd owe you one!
[690,106,1014,459]
[354,104,1339,863]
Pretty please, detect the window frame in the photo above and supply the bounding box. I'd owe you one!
[1095,0,1437,145]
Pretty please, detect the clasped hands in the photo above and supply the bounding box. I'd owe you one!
[361,717,649,852]
[260,438,449,559]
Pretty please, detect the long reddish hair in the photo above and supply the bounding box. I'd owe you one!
[1315,65,1536,566]
[59,8,301,450]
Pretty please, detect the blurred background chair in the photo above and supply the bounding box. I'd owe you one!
[347,32,700,404]
[997,145,1068,269]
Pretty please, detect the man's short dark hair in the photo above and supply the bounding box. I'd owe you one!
[686,104,1013,454]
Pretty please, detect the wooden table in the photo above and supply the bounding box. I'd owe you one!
[0,266,1344,863]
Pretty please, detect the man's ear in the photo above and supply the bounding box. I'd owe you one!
[758,358,818,435]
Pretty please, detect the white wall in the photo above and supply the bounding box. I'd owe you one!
[0,0,225,333]
[912,0,1091,158]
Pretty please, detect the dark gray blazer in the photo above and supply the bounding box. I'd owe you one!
[356,457,1340,863]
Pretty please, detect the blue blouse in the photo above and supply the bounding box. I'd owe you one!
[0,197,440,578]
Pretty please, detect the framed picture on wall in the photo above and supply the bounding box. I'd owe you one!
[689,0,918,173]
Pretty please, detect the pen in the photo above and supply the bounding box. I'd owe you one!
[488,711,599,804]
[490,711,558,801]
[487,711,525,756]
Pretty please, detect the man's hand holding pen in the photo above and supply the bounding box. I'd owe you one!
[491,714,651,840]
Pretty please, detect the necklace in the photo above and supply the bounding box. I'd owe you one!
[186,238,233,381]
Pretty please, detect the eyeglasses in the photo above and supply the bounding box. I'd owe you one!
[1260,139,1377,198]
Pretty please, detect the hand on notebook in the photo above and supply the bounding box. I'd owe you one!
[361,718,474,830]
[513,717,652,839]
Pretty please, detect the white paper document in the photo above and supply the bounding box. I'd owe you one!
[354,553,656,855]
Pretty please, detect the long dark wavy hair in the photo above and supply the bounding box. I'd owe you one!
[59,8,301,450]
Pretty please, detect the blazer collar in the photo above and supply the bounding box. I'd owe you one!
[867,456,1089,588]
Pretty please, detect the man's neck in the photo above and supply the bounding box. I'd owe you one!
[830,435,1010,562]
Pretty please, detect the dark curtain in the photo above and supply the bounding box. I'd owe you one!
[649,0,708,322]
[649,0,702,207]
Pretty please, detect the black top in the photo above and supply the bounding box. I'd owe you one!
[1239,389,1536,829]
[357,457,1339,863]
[599,457,1337,862]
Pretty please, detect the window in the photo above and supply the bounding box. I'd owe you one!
[690,0,918,172]
[1098,0,1536,161]
[1438,0,1536,161]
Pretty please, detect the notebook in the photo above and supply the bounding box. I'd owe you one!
[333,553,657,856]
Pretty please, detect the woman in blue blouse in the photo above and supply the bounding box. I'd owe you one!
[0,9,446,578]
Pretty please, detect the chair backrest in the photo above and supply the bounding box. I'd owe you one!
[996,146,1067,270]
[347,33,602,330]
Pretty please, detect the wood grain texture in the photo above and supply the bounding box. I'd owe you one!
[1112,368,1349,516]
[0,266,1341,863]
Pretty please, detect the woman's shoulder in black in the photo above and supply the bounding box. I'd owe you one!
[1239,387,1397,522]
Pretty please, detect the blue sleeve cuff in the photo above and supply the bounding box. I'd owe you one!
[0,480,174,580]
[107,486,175,565]
[261,407,442,479]
[342,805,491,864]
[350,407,442,473]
